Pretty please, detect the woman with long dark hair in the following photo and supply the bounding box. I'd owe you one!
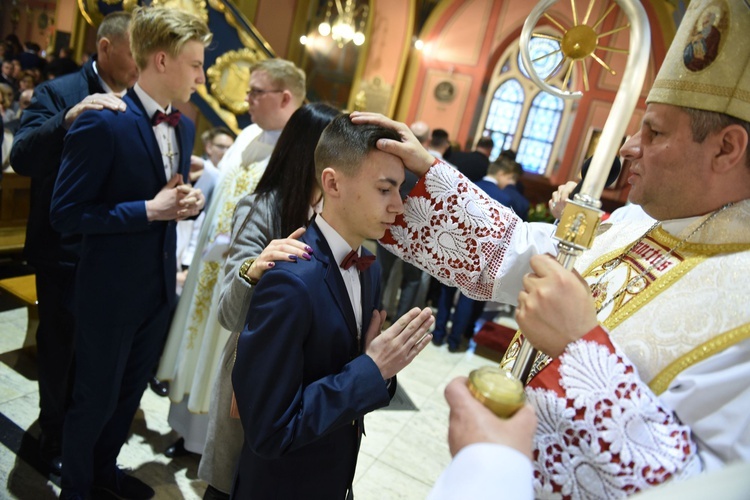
[198,102,340,500]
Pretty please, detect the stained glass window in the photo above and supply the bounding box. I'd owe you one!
[483,79,524,160]
[517,92,564,174]
[479,33,571,174]
[519,37,563,80]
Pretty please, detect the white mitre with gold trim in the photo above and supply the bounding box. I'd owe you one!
[647,0,750,123]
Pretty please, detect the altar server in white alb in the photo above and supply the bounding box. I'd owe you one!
[353,1,750,497]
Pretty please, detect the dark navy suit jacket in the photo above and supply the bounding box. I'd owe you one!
[11,59,102,266]
[450,150,490,182]
[232,219,392,499]
[475,178,511,206]
[501,184,530,221]
[50,88,193,320]
[475,179,529,221]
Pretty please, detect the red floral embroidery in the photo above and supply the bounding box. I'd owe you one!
[527,331,699,499]
[382,161,517,301]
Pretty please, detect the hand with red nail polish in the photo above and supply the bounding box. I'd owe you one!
[243,227,310,283]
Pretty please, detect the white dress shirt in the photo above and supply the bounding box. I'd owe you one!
[93,61,126,97]
[133,83,180,181]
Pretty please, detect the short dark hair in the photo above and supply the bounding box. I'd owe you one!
[683,107,750,169]
[430,128,450,149]
[499,149,516,161]
[202,126,234,144]
[97,11,132,43]
[488,157,522,180]
[477,137,494,150]
[315,114,401,182]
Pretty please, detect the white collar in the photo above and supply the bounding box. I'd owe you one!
[258,128,282,145]
[661,213,711,237]
[481,175,498,185]
[93,61,126,97]
[315,215,358,267]
[133,82,171,120]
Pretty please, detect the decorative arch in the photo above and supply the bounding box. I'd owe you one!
[476,31,575,176]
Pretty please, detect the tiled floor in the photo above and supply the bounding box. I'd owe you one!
[0,303,515,499]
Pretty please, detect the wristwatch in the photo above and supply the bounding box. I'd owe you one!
[239,258,258,285]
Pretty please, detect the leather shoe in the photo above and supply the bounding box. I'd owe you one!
[148,377,169,397]
[203,484,230,500]
[92,468,154,500]
[48,456,63,475]
[39,433,63,475]
[164,437,195,458]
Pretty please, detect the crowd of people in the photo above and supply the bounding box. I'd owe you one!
[3,0,749,499]
[1,33,82,170]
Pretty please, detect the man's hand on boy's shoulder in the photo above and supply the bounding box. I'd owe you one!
[364,307,434,380]
[64,92,127,129]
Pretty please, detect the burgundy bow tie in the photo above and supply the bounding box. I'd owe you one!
[340,250,376,271]
[152,109,181,127]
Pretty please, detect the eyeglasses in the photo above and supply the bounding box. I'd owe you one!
[246,88,284,99]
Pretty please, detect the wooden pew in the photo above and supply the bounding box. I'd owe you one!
[0,225,26,256]
[0,274,38,348]
[0,171,31,228]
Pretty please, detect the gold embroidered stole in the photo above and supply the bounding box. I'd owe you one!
[185,131,270,348]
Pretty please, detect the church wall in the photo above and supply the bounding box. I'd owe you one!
[393,0,674,206]
[352,0,413,115]
[254,0,300,59]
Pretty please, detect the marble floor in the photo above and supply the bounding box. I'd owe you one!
[0,300,516,500]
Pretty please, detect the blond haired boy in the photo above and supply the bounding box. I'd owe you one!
[50,7,211,499]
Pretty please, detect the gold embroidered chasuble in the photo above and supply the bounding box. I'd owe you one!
[501,200,750,393]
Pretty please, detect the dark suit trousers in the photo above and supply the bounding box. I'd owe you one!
[61,287,171,495]
[433,284,486,349]
[34,263,76,442]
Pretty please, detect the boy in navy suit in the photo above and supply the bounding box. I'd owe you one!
[11,12,137,474]
[231,115,434,499]
[50,7,211,499]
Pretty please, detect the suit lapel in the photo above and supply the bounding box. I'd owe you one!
[359,252,375,349]
[307,221,358,339]
[176,120,191,181]
[127,90,168,185]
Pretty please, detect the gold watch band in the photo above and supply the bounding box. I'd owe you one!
[239,258,258,285]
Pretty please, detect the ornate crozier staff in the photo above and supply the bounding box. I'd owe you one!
[469,0,651,414]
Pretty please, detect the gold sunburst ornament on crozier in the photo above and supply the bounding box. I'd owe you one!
[526,0,630,93]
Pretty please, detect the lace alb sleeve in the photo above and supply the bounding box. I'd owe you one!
[381,160,557,303]
[527,326,701,499]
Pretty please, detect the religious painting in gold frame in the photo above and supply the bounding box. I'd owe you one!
[206,47,266,115]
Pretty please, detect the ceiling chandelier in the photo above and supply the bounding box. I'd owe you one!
[317,0,369,47]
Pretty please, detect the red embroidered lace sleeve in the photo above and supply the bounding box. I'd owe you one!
[527,326,700,499]
[381,160,523,301]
